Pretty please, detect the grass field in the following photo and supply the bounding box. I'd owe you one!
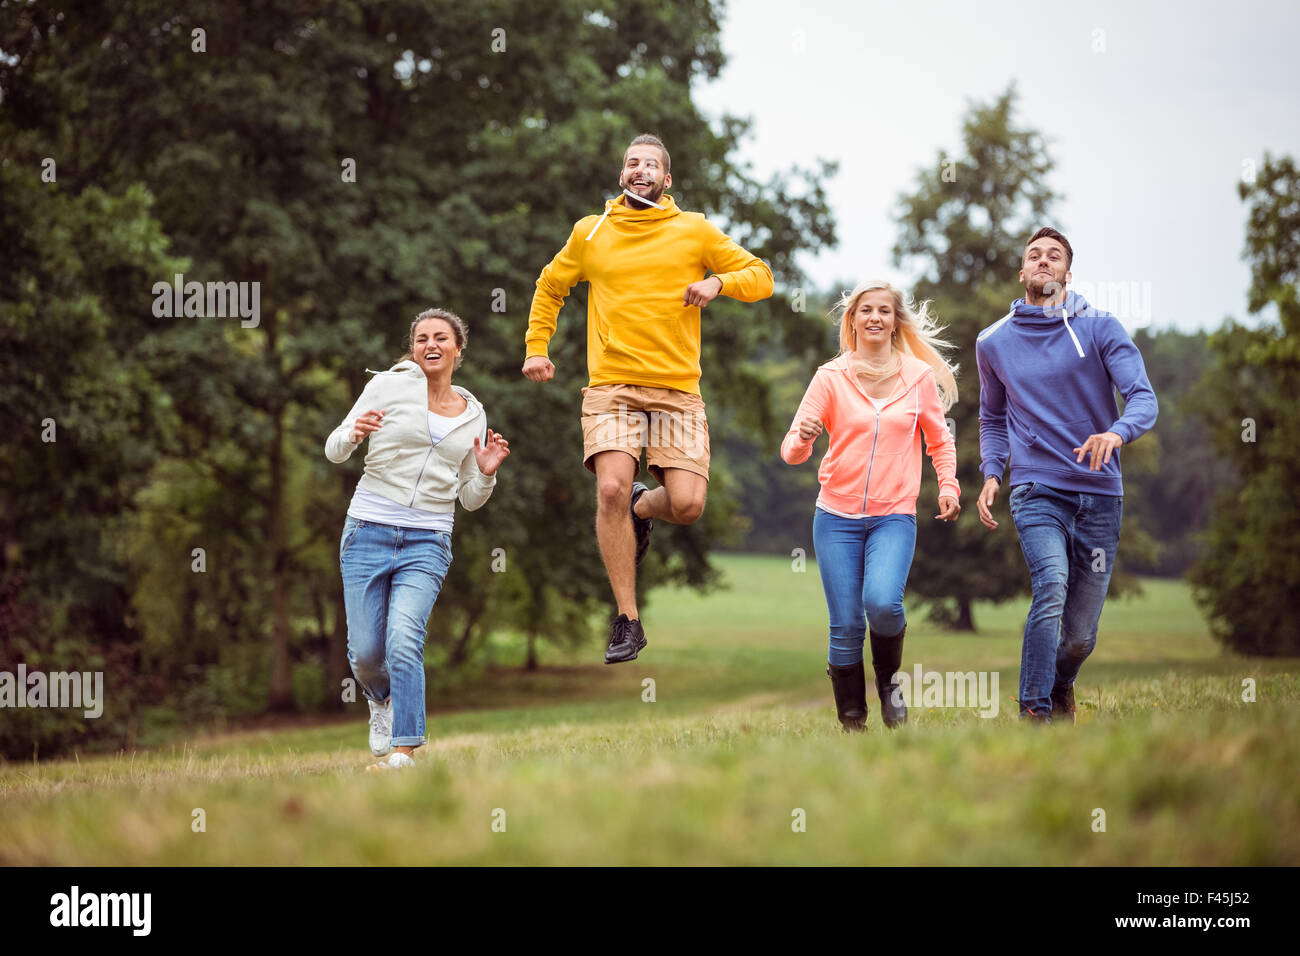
[2,554,1297,865]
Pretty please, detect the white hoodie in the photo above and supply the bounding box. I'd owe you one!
[324,361,496,513]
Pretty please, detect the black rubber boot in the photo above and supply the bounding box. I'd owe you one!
[826,661,867,732]
[869,627,908,728]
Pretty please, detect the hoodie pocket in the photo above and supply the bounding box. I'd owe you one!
[1024,417,1097,466]
[602,317,687,368]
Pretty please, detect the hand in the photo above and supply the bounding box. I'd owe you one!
[797,415,823,442]
[522,356,555,382]
[936,495,961,522]
[683,275,724,308]
[474,429,511,476]
[349,410,385,444]
[1074,431,1123,471]
[976,477,1000,530]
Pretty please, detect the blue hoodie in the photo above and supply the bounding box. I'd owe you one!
[976,290,1157,496]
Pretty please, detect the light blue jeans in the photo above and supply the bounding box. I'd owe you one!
[1007,482,1122,717]
[339,515,453,747]
[812,508,917,666]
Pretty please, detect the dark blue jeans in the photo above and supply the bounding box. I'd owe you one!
[1007,482,1122,716]
[812,508,916,666]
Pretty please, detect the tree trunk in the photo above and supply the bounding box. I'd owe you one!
[267,307,294,711]
[955,597,975,632]
[525,630,538,672]
[449,600,486,667]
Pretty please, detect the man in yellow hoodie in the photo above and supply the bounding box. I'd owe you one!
[523,133,774,663]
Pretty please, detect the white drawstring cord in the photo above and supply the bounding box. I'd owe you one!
[585,201,613,241]
[585,189,666,241]
[1059,301,1085,357]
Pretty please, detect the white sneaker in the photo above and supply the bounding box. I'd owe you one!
[366,751,414,772]
[367,698,393,756]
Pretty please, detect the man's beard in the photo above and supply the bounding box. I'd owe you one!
[620,177,665,207]
[1027,272,1065,298]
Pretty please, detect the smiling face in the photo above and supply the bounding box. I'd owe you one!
[851,288,897,349]
[619,143,671,205]
[1020,236,1071,299]
[412,317,461,376]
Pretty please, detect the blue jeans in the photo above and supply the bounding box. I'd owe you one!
[812,508,917,666]
[339,515,453,748]
[1007,482,1122,716]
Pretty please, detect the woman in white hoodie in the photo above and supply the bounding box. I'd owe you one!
[325,308,510,769]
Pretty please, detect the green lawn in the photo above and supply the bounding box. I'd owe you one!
[1,555,1295,865]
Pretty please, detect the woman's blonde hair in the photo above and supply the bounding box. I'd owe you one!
[833,280,958,411]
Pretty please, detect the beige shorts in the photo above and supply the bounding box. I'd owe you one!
[581,383,711,483]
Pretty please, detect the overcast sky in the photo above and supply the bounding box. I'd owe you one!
[692,0,1300,332]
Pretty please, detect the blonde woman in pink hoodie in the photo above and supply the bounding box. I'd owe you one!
[782,281,961,732]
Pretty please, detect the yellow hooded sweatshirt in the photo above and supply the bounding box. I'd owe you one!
[525,193,774,394]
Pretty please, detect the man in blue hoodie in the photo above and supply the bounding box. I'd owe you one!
[975,227,1158,723]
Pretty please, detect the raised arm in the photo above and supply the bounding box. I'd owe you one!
[702,221,774,303]
[916,371,960,501]
[525,222,587,362]
[1097,316,1158,444]
[457,420,499,512]
[781,371,831,465]
[325,376,382,463]
[976,341,1009,484]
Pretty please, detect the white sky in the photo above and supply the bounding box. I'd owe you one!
[692,0,1300,332]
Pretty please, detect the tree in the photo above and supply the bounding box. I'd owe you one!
[1124,329,1230,576]
[887,87,1050,630]
[1190,154,1300,655]
[891,85,1152,631]
[2,0,836,745]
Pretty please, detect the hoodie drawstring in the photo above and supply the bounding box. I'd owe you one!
[1060,301,1085,358]
[585,199,613,239]
[585,189,667,241]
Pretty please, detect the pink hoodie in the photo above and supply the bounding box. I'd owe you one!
[781,353,959,517]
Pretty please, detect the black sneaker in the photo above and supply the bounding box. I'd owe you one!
[1051,684,1076,725]
[604,613,648,664]
[629,482,653,565]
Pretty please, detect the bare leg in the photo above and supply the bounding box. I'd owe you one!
[635,467,707,525]
[593,450,640,619]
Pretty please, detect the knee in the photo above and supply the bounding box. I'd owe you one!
[669,492,706,524]
[1029,572,1069,611]
[348,645,384,682]
[596,476,632,513]
[863,594,904,632]
[1059,626,1096,657]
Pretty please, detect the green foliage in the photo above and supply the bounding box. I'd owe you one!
[1190,155,1300,655]
[891,87,1054,630]
[1,0,834,754]
[1124,329,1230,575]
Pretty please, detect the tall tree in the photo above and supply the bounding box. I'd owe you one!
[1190,153,1300,655]
[889,87,1050,630]
[892,86,1152,630]
[2,0,836,741]
[1124,328,1229,576]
